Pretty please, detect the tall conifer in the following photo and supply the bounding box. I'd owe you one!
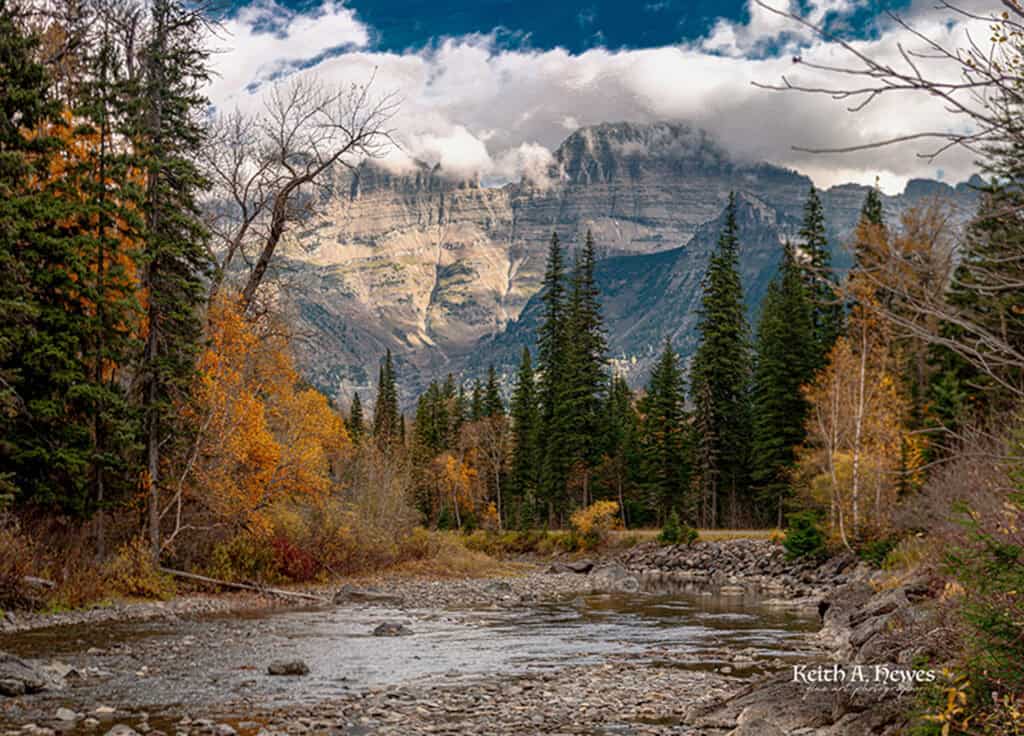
[373,350,401,446]
[509,348,540,526]
[136,0,213,556]
[751,241,816,525]
[799,185,842,362]
[638,340,691,523]
[689,193,752,527]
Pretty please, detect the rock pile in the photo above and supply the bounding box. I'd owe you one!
[619,540,866,604]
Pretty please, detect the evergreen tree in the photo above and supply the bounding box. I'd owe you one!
[601,374,640,526]
[136,0,213,556]
[638,339,691,523]
[559,230,607,507]
[347,392,364,443]
[483,365,504,417]
[0,5,72,508]
[536,232,569,520]
[799,185,842,362]
[860,185,884,228]
[1,7,140,521]
[690,193,753,527]
[470,379,484,421]
[751,241,816,526]
[509,348,540,527]
[373,350,401,446]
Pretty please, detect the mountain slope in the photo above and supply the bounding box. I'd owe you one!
[275,121,979,406]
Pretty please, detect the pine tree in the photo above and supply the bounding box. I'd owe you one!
[799,185,842,363]
[136,0,213,557]
[373,350,401,446]
[0,5,68,507]
[690,193,753,528]
[639,339,691,523]
[470,379,484,421]
[509,348,540,527]
[751,241,816,526]
[536,232,569,521]
[1,7,140,521]
[601,374,639,526]
[347,392,364,443]
[860,186,884,228]
[559,230,607,508]
[483,365,504,417]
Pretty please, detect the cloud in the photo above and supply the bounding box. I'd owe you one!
[207,0,370,107]
[207,0,995,193]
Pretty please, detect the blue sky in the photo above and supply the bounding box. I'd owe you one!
[242,0,909,55]
[209,0,980,191]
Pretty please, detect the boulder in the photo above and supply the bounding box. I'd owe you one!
[103,727,140,736]
[588,564,641,593]
[266,660,310,676]
[564,559,595,574]
[332,585,404,606]
[0,652,49,696]
[372,622,413,637]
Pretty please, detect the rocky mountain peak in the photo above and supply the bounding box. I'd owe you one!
[552,121,735,185]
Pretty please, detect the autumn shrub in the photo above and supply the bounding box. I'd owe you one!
[0,517,41,609]
[883,535,929,572]
[207,533,279,583]
[902,418,1024,734]
[783,511,827,560]
[103,537,176,600]
[570,501,620,550]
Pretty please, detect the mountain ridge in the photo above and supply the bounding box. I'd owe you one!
[277,121,980,408]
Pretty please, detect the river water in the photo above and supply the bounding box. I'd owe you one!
[0,590,820,731]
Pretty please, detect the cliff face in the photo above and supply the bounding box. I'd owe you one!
[277,122,979,405]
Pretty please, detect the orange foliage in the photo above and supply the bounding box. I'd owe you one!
[26,110,144,350]
[185,297,349,535]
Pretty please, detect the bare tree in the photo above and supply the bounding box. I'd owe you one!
[753,0,1024,160]
[201,74,398,313]
[756,1,1024,399]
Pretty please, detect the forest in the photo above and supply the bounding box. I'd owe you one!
[1,0,1023,732]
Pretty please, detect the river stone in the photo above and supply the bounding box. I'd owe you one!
[54,708,78,722]
[588,564,641,593]
[332,585,404,606]
[0,653,48,696]
[373,622,413,637]
[483,581,513,594]
[103,727,140,736]
[267,660,310,676]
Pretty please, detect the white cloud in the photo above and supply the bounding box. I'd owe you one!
[208,0,370,107]
[207,0,996,193]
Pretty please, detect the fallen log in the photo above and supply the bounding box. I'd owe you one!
[158,567,330,603]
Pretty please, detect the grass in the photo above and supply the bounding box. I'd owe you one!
[374,531,526,579]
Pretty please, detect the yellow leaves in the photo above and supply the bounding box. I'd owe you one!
[570,501,620,538]
[186,296,350,531]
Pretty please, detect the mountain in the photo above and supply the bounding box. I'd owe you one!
[275,122,980,407]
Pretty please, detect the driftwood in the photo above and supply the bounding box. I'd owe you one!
[158,567,330,603]
[20,576,56,590]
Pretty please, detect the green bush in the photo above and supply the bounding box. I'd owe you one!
[658,510,698,546]
[783,511,827,560]
[858,536,899,568]
[945,492,1024,699]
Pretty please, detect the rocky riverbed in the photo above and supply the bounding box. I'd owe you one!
[0,541,945,735]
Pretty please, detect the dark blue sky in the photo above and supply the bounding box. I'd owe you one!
[252,0,911,55]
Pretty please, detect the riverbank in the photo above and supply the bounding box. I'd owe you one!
[0,539,944,735]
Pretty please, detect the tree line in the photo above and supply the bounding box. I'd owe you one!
[353,185,870,531]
